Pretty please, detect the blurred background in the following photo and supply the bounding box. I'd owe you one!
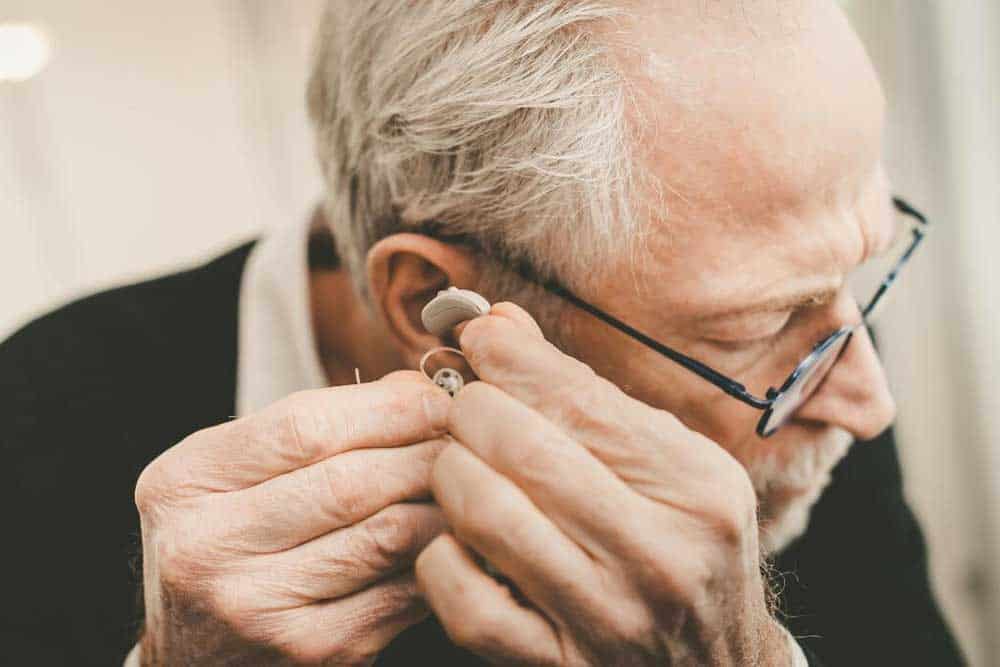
[1,1,997,663]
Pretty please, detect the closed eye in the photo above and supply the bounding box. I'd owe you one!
[701,309,795,348]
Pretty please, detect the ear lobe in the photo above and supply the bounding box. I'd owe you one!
[366,233,480,367]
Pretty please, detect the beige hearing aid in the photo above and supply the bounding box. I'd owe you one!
[419,347,466,396]
[419,287,491,396]
[420,287,491,336]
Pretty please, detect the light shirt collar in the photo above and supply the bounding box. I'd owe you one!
[236,212,328,417]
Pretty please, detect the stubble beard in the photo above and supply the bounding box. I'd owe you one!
[740,427,855,554]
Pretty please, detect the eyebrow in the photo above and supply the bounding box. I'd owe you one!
[696,199,902,322]
[697,286,841,321]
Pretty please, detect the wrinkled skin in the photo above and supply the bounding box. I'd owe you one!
[415,303,788,665]
[136,374,453,665]
[136,1,900,664]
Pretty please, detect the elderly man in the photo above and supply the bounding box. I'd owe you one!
[0,1,965,665]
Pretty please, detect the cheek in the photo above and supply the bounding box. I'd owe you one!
[634,372,760,452]
[565,324,762,452]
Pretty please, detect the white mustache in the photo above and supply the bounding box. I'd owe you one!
[749,427,854,554]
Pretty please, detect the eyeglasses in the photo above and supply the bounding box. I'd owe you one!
[526,197,928,437]
[424,196,928,438]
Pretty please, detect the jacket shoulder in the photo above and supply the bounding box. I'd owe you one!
[2,242,254,435]
[0,242,254,665]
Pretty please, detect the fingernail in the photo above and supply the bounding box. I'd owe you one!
[422,391,451,432]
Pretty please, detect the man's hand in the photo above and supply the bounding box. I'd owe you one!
[415,304,790,666]
[135,372,451,665]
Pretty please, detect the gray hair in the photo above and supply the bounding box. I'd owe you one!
[307,0,643,309]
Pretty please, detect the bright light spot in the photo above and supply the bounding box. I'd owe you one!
[0,24,52,82]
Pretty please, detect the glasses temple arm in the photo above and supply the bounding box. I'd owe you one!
[540,282,773,410]
[863,198,929,319]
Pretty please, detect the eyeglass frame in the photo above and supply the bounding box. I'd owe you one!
[421,196,929,438]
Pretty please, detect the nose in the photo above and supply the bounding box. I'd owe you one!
[793,323,896,440]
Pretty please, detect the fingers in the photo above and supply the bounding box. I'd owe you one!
[212,439,448,551]
[272,573,430,665]
[154,372,450,492]
[446,382,643,559]
[484,301,546,339]
[456,304,654,445]
[458,302,579,404]
[248,503,448,604]
[430,442,605,620]
[455,303,721,490]
[416,534,562,666]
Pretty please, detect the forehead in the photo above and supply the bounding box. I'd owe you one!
[604,0,890,313]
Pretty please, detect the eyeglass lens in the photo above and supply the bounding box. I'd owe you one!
[761,203,924,436]
[759,330,852,436]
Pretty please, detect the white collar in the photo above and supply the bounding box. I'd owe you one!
[236,212,328,416]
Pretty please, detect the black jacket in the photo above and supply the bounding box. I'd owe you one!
[0,243,966,665]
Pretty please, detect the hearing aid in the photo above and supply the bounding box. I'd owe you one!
[419,287,491,395]
[419,347,466,396]
[420,287,491,337]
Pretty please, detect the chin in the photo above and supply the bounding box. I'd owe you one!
[730,425,854,554]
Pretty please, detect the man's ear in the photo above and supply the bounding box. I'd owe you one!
[366,233,481,367]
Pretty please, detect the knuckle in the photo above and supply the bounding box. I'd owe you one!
[672,559,714,613]
[133,464,163,517]
[681,454,758,552]
[708,466,758,547]
[157,534,213,593]
[710,509,747,548]
[701,497,756,551]
[207,578,283,645]
[630,539,711,613]
[135,429,218,514]
[499,439,556,489]
[311,461,366,527]
[600,604,657,650]
[276,394,323,464]
[206,576,250,625]
[550,365,603,422]
[361,506,419,567]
